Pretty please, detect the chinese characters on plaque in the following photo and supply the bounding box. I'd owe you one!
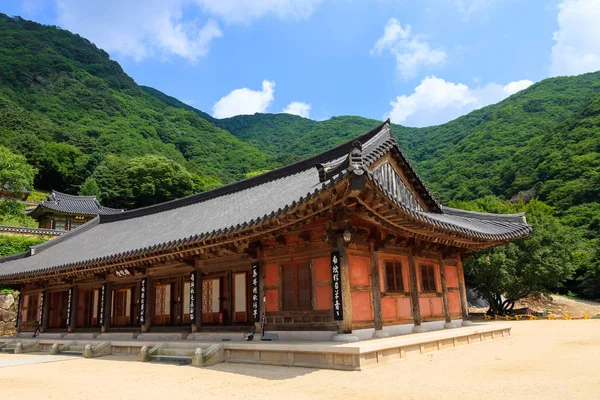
[38,292,44,324]
[139,278,147,324]
[66,288,73,326]
[251,262,260,321]
[189,272,196,324]
[99,284,106,325]
[331,251,344,321]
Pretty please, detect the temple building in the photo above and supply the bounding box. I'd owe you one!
[0,121,530,340]
[27,191,123,231]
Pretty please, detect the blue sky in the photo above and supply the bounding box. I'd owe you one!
[3,0,600,126]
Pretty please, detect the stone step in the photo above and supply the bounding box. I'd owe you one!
[150,354,192,364]
[156,348,197,357]
[0,348,15,354]
[187,332,245,342]
[61,350,84,356]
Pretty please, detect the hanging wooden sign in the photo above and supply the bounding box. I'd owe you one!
[66,288,73,327]
[38,291,45,325]
[113,269,132,278]
[99,284,106,325]
[331,251,344,321]
[189,272,196,324]
[139,278,147,324]
[251,262,260,321]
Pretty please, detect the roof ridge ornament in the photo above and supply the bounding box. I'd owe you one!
[349,140,364,175]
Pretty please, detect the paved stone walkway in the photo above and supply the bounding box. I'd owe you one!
[0,355,73,368]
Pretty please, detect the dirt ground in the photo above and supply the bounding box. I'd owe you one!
[470,294,600,317]
[1,320,599,400]
[516,294,600,316]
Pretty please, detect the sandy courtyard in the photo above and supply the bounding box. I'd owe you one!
[1,320,599,400]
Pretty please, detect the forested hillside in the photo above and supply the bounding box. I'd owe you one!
[0,14,598,298]
[0,14,274,208]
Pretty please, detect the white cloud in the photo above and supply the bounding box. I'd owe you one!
[194,0,324,24]
[56,0,222,62]
[213,80,276,118]
[371,18,446,79]
[386,76,533,127]
[282,102,311,118]
[550,0,600,76]
[503,79,534,95]
[54,0,325,62]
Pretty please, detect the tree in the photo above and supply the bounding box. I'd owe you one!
[463,200,577,315]
[0,145,36,197]
[79,177,101,199]
[0,146,38,226]
[126,155,197,207]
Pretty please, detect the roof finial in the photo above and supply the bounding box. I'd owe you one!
[349,140,364,175]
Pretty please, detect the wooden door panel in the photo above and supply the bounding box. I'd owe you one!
[202,278,222,324]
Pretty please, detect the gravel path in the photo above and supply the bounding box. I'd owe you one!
[0,320,598,400]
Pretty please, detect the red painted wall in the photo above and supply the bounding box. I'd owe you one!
[351,292,372,321]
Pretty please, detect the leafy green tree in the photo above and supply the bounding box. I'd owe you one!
[126,155,197,207]
[79,177,101,199]
[0,145,38,226]
[0,145,36,197]
[463,200,578,314]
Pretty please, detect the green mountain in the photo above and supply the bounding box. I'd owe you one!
[1,14,599,298]
[0,14,274,208]
[144,72,600,217]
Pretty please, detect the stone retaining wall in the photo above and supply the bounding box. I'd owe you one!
[0,292,18,336]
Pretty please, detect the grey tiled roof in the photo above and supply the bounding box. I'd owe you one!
[27,191,123,218]
[0,121,530,280]
[0,226,64,236]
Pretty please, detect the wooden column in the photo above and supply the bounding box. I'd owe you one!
[438,254,455,328]
[15,288,22,333]
[370,242,386,337]
[336,236,353,333]
[456,253,471,324]
[101,283,112,333]
[408,248,424,332]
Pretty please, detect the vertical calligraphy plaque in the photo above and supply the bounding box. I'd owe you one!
[189,271,196,324]
[251,262,260,322]
[331,251,344,321]
[99,284,106,326]
[139,278,147,325]
[38,291,45,326]
[66,287,73,327]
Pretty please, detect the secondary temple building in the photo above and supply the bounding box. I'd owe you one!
[0,121,530,340]
[27,191,123,231]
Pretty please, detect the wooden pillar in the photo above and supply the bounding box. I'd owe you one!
[101,282,112,333]
[408,248,425,332]
[67,287,77,333]
[336,236,353,334]
[40,289,49,333]
[15,288,22,333]
[370,242,387,338]
[456,253,472,325]
[438,254,455,328]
